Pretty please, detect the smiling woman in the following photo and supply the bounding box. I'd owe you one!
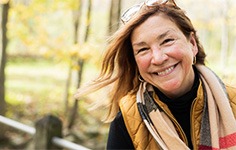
[131,14,198,98]
[75,0,236,149]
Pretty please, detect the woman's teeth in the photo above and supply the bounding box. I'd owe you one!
[157,66,174,76]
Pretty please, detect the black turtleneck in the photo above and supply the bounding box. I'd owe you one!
[154,67,199,149]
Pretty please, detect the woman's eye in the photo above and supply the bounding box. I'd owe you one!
[161,38,174,45]
[137,48,148,54]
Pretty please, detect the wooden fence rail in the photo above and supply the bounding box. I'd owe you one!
[0,114,90,150]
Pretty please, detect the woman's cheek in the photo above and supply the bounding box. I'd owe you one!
[136,57,150,72]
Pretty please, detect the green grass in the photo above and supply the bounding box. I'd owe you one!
[5,58,69,120]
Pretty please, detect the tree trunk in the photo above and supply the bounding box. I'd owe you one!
[67,59,84,129]
[220,1,229,70]
[73,0,82,44]
[108,0,122,35]
[229,38,236,63]
[83,0,92,43]
[0,1,9,117]
[63,65,72,115]
[0,1,9,140]
[68,0,92,129]
[63,0,82,116]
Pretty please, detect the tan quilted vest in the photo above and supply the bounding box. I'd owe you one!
[119,93,159,150]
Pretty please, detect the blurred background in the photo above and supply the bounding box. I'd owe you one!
[0,0,236,149]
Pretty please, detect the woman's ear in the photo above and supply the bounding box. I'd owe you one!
[189,32,198,56]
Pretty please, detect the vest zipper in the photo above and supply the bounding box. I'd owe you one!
[190,98,197,149]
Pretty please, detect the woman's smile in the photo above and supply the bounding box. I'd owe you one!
[153,63,178,76]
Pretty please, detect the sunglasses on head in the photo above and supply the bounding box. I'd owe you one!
[121,0,177,24]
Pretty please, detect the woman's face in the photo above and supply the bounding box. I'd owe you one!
[131,14,198,98]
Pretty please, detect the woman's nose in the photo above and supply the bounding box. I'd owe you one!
[151,48,168,65]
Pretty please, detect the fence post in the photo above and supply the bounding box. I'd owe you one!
[34,114,62,149]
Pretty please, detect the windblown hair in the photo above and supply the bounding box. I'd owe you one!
[76,4,206,122]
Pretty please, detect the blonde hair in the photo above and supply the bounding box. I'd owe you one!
[76,5,206,122]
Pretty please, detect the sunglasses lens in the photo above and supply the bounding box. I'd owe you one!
[121,4,142,23]
[121,0,176,24]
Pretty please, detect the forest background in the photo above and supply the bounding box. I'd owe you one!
[0,0,236,149]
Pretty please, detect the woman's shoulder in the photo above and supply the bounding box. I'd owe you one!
[119,91,137,108]
[118,91,142,122]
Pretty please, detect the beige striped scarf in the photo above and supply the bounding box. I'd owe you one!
[136,65,236,149]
